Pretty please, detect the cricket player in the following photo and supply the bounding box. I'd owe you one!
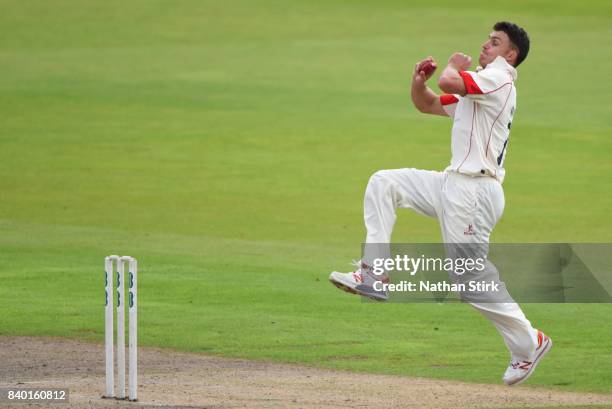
[329,22,552,386]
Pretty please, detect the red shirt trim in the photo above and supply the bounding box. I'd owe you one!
[485,86,513,158]
[457,101,477,172]
[440,94,459,105]
[459,71,484,94]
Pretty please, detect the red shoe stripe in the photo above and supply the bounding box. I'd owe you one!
[537,331,543,348]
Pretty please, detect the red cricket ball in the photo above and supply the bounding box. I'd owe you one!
[418,60,437,76]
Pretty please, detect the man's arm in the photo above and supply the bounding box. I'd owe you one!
[411,57,447,117]
[438,52,471,96]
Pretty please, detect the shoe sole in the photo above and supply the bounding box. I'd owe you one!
[329,274,387,302]
[507,336,553,386]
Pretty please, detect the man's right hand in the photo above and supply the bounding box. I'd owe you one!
[412,56,437,85]
[411,56,447,117]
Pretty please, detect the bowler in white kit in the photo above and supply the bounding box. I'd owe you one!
[329,22,552,386]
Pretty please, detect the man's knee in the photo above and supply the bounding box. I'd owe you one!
[365,170,399,202]
[367,170,392,188]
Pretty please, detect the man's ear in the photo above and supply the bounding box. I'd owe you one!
[506,47,518,66]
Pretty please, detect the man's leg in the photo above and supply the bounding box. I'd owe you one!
[362,168,443,265]
[440,172,549,385]
[330,168,443,300]
[472,301,537,359]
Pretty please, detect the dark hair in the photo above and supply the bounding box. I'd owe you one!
[493,21,530,67]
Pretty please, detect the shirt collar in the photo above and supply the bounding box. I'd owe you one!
[476,55,518,81]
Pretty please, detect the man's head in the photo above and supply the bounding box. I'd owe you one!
[479,21,530,68]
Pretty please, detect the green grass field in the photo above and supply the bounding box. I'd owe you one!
[1,0,611,398]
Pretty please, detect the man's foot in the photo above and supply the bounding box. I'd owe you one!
[503,330,552,386]
[329,261,389,301]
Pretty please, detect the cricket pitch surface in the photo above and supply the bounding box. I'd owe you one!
[1,336,611,409]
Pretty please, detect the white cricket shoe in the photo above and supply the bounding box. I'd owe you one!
[503,330,552,386]
[329,261,389,302]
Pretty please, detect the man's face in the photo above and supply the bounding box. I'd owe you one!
[479,31,517,67]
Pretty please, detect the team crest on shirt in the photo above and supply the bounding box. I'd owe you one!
[464,224,476,235]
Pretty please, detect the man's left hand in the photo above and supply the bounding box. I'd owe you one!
[448,52,472,71]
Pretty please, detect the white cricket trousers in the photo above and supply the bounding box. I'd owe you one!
[363,168,538,361]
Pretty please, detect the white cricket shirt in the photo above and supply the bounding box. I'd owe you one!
[440,56,517,183]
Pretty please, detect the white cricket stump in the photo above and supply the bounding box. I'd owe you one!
[104,255,138,401]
